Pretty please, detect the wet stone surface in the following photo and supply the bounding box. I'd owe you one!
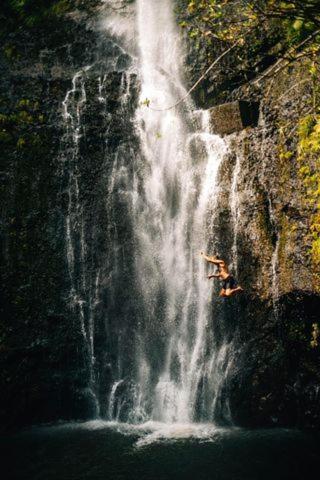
[209,101,260,135]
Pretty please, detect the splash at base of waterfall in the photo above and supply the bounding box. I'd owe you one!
[5,421,320,480]
[21,419,233,448]
[4,421,316,480]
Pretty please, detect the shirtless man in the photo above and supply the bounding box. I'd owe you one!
[200,252,243,297]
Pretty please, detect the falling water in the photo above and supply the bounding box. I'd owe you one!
[62,66,101,417]
[230,151,242,276]
[62,0,233,425]
[269,198,281,323]
[103,0,229,424]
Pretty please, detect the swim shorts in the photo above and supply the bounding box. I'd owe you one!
[222,275,238,290]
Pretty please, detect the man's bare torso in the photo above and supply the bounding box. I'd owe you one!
[216,261,229,280]
[202,254,230,279]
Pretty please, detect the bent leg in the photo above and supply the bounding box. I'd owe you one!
[229,286,244,296]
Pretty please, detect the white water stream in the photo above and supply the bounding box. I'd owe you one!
[123,0,228,423]
[62,66,101,417]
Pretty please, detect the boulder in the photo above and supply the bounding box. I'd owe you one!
[209,100,260,135]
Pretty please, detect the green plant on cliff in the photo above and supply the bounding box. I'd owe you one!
[178,0,320,80]
[297,113,320,289]
[275,52,320,292]
[180,1,320,42]
[0,97,45,151]
[311,323,320,348]
[0,0,75,28]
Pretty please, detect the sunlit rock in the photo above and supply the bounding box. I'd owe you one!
[209,100,260,135]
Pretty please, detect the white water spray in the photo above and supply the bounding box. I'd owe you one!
[124,0,228,423]
[230,151,242,276]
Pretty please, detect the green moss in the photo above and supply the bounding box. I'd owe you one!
[310,222,320,265]
[52,0,74,15]
[4,0,75,28]
[0,97,45,149]
[298,115,315,139]
[17,99,31,109]
[17,137,26,149]
[277,137,291,188]
[297,114,320,290]
[0,130,12,144]
[311,323,320,349]
[279,150,293,161]
[16,110,34,124]
[2,0,100,29]
[3,43,20,60]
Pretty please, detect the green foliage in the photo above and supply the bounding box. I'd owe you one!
[3,43,20,60]
[178,0,320,62]
[0,130,12,144]
[0,0,76,33]
[311,323,320,348]
[285,17,317,46]
[52,0,73,15]
[276,55,320,292]
[17,137,26,149]
[279,150,293,161]
[140,98,151,107]
[297,113,320,288]
[0,97,45,150]
[298,115,315,139]
[181,0,256,43]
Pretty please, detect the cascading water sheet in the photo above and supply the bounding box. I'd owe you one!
[105,0,230,424]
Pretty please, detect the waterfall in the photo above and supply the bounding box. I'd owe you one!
[104,0,229,424]
[62,0,232,425]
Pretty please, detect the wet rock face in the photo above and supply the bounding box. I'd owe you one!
[0,19,93,429]
[209,101,260,136]
[207,64,320,429]
[179,0,320,425]
[1,3,319,432]
[0,7,140,430]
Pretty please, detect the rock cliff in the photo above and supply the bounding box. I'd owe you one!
[1,1,319,431]
[0,1,139,429]
[183,35,320,428]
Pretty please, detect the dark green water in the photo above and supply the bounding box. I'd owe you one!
[1,421,319,480]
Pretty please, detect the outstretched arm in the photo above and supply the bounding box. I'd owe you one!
[208,273,220,279]
[200,252,224,265]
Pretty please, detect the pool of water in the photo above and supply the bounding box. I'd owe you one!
[2,421,319,480]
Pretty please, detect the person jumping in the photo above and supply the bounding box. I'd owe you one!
[200,252,244,297]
